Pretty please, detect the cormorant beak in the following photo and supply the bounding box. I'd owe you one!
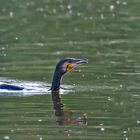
[73,59,88,67]
[65,58,88,72]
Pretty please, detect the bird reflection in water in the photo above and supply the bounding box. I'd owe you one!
[52,91,87,125]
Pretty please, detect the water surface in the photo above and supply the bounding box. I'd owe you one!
[0,0,140,139]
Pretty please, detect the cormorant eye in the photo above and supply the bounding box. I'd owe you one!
[66,63,73,71]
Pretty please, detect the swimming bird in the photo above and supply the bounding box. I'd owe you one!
[50,58,88,117]
[0,57,88,91]
[0,57,88,125]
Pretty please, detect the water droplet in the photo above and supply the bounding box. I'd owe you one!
[120,84,123,88]
[100,14,104,20]
[37,8,44,12]
[108,96,111,101]
[89,16,93,20]
[52,9,56,14]
[123,130,127,134]
[4,136,10,140]
[9,12,14,17]
[38,119,42,122]
[77,12,81,16]
[97,76,100,79]
[15,37,19,40]
[112,13,115,17]
[82,74,85,77]
[69,41,73,44]
[10,129,14,132]
[99,123,103,126]
[1,47,5,50]
[123,2,127,5]
[109,5,115,11]
[40,8,44,12]
[116,1,120,5]
[68,10,72,14]
[35,43,44,47]
[101,127,105,131]
[78,69,81,72]
[67,5,72,9]
[74,27,78,32]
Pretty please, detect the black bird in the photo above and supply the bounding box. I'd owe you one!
[0,57,88,91]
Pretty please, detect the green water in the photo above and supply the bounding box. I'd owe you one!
[0,0,140,139]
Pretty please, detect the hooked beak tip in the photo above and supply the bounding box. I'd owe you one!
[74,58,88,66]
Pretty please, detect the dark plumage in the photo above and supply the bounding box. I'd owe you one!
[0,84,23,90]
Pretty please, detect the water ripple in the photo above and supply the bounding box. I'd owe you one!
[0,78,73,96]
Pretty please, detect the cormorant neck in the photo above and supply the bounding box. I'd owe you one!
[51,70,63,91]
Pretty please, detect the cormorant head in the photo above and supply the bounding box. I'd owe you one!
[51,57,88,91]
[55,57,88,75]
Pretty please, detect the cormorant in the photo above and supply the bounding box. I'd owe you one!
[0,57,88,91]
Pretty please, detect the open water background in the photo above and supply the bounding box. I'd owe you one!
[0,0,140,139]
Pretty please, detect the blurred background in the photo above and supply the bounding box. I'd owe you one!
[0,0,140,139]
